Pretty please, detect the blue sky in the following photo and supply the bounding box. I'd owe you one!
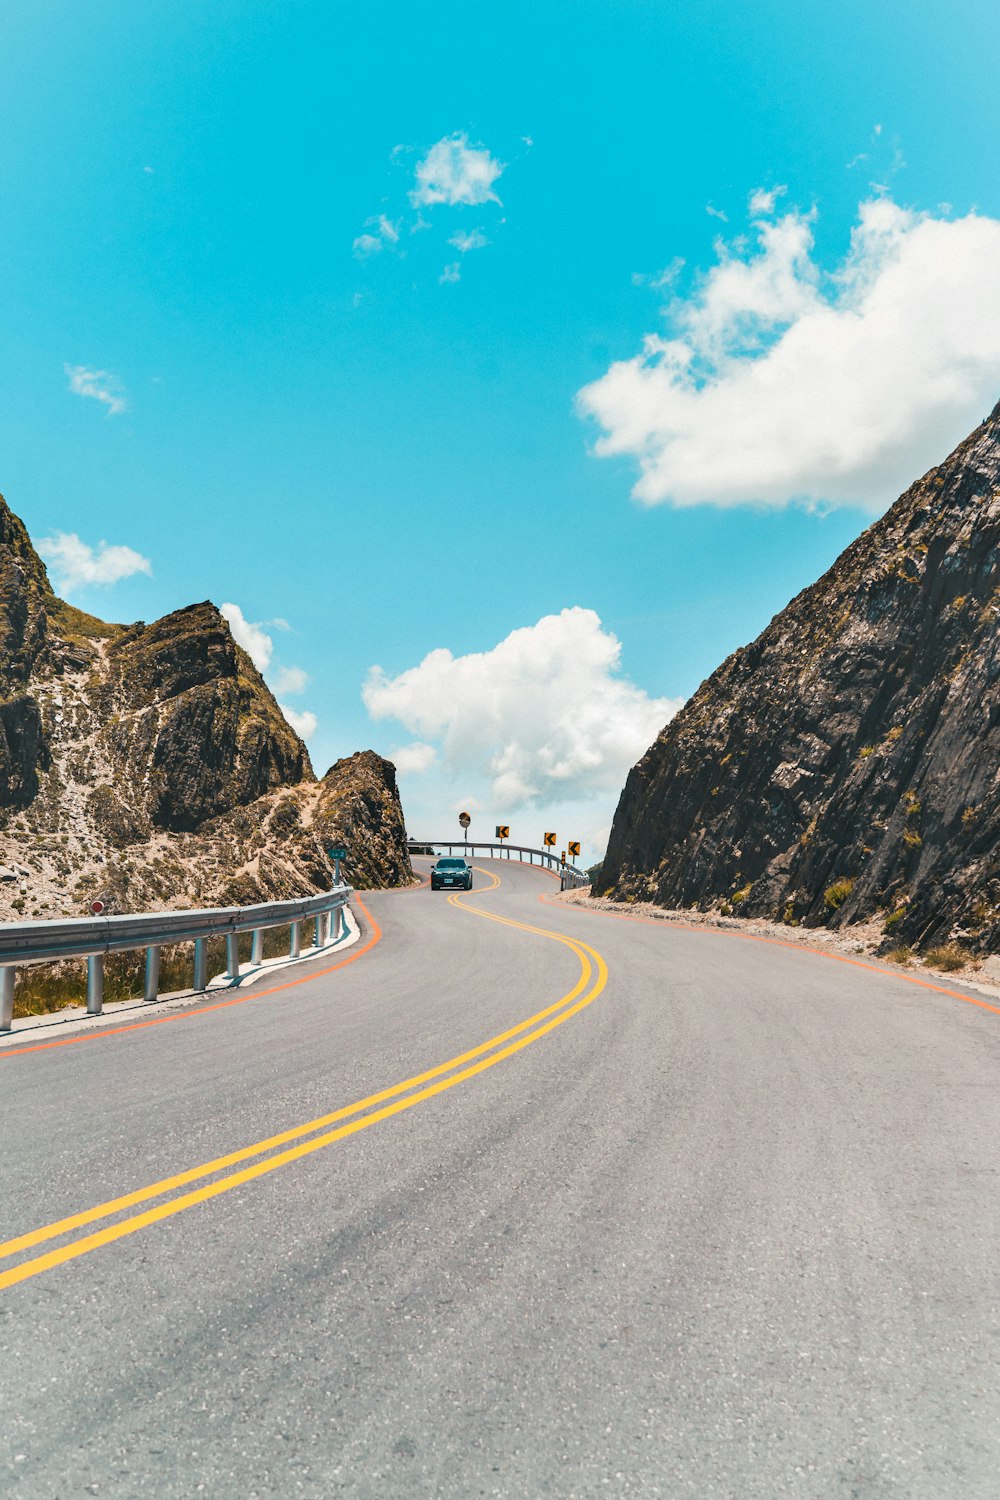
[2,0,999,861]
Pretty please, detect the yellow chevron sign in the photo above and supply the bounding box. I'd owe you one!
[496,825,510,840]
[543,832,556,847]
[568,841,581,858]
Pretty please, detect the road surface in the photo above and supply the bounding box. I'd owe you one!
[3,857,1000,1497]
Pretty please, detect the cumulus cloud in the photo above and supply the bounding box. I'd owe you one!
[578,195,1000,511]
[221,603,273,672]
[449,229,488,253]
[280,705,317,740]
[64,364,127,416]
[273,664,308,696]
[363,608,680,809]
[392,741,438,775]
[439,262,462,284]
[37,532,151,595]
[222,605,317,738]
[410,133,504,207]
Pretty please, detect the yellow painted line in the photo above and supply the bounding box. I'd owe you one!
[0,867,608,1291]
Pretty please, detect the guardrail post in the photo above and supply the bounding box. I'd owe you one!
[0,966,15,1031]
[87,955,104,1015]
[314,914,323,950]
[289,921,301,959]
[251,929,263,966]
[144,946,160,1002]
[225,933,240,981]
[334,905,344,940]
[193,938,207,991]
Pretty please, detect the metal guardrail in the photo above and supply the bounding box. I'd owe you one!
[408,840,590,893]
[0,885,351,1032]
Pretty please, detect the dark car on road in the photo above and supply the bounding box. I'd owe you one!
[431,857,473,891]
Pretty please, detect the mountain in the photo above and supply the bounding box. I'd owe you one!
[0,496,412,919]
[599,403,1000,955]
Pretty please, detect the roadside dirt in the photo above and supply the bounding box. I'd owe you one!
[551,886,1000,1002]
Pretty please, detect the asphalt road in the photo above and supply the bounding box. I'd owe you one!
[3,857,1000,1498]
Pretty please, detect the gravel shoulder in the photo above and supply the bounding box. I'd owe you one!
[552,884,1000,1002]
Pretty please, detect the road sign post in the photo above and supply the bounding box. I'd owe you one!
[327,845,347,886]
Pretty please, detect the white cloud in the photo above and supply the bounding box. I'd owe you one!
[392,741,438,775]
[221,606,317,738]
[221,603,273,672]
[280,705,317,740]
[37,532,151,595]
[439,262,461,284]
[272,664,308,696]
[748,184,785,217]
[449,229,488,253]
[578,195,1000,511]
[352,215,401,259]
[64,364,127,416]
[410,132,504,208]
[705,204,728,222]
[363,607,680,810]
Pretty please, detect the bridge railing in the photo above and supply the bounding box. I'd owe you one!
[407,840,590,893]
[0,885,351,1032]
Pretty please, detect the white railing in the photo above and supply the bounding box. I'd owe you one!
[0,885,351,1031]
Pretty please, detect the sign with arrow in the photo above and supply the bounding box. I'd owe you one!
[495,825,510,840]
[568,841,581,858]
[543,832,556,847]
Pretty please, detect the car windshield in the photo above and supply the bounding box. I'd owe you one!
[437,858,467,869]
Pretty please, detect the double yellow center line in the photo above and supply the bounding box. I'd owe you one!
[0,868,608,1291]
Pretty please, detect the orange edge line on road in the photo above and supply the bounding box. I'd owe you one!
[0,895,384,1058]
[540,893,1000,1018]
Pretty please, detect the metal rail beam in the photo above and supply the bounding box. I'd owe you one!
[0,884,351,1030]
[407,840,590,892]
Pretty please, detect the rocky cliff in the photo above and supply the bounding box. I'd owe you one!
[0,495,412,918]
[600,403,1000,955]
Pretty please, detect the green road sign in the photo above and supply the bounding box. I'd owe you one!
[327,846,347,861]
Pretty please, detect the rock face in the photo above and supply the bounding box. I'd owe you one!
[313,751,414,890]
[0,494,413,918]
[600,403,1000,954]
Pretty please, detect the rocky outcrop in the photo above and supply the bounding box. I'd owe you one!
[0,493,413,918]
[313,751,412,889]
[600,403,1000,954]
[103,603,311,832]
